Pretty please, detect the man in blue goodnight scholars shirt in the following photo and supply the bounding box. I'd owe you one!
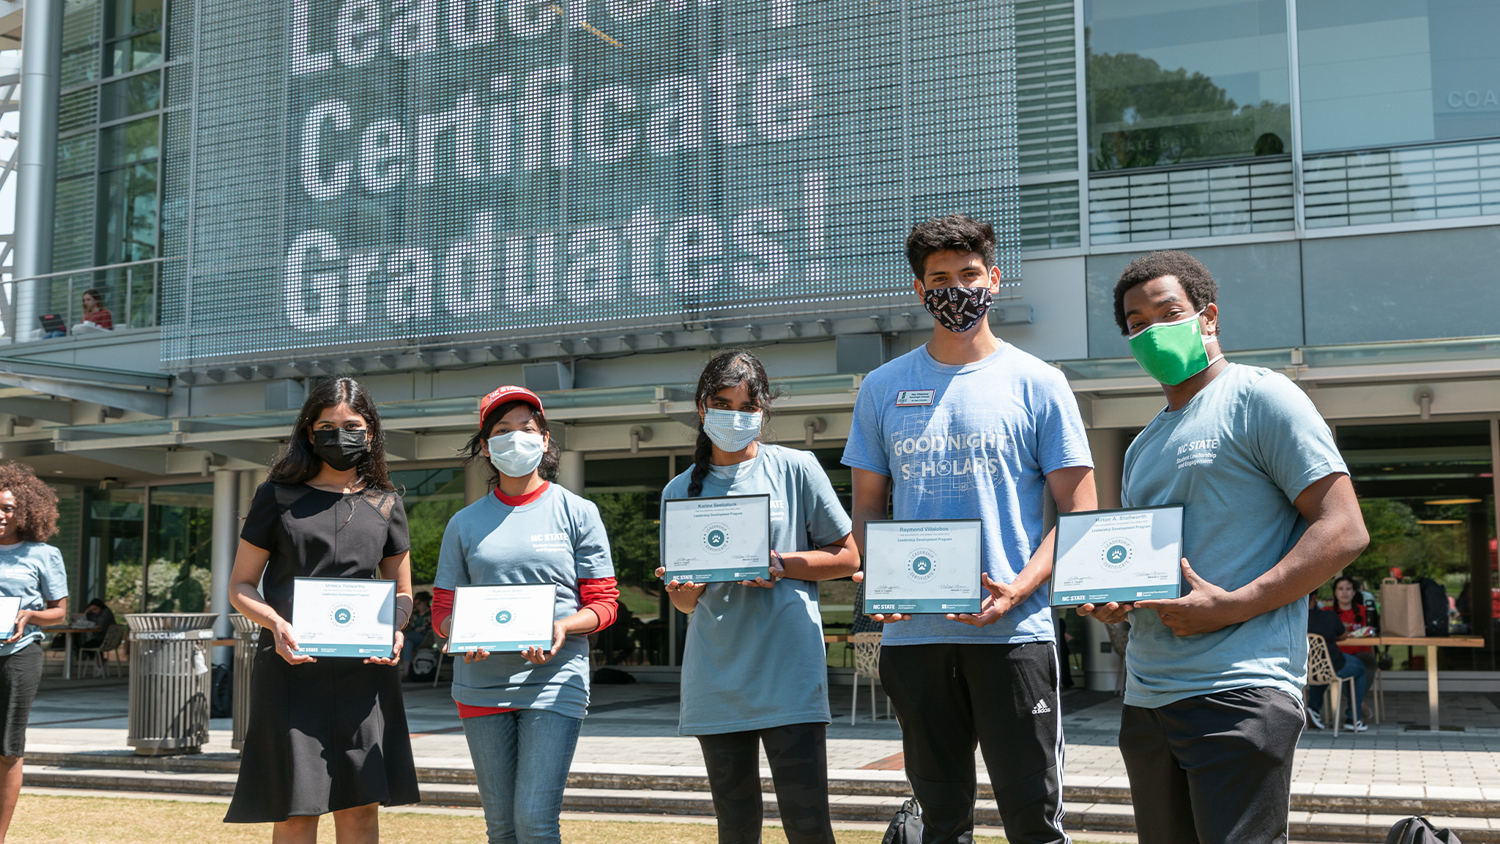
[1079,251,1368,844]
[844,215,1096,844]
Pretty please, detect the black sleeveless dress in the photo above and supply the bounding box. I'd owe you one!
[225,482,421,823]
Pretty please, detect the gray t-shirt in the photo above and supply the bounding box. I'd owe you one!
[435,485,615,720]
[664,445,853,735]
[0,542,68,655]
[1121,364,1347,708]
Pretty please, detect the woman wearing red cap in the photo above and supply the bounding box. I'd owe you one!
[431,386,618,844]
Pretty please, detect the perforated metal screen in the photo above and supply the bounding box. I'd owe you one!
[162,0,1021,365]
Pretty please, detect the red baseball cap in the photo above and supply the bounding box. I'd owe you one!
[478,385,544,426]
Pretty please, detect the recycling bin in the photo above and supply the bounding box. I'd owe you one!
[230,614,261,751]
[125,613,217,756]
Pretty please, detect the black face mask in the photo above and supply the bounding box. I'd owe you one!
[922,285,993,333]
[311,428,369,471]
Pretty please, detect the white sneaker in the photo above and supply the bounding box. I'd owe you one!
[1343,720,1368,732]
[1307,710,1326,730]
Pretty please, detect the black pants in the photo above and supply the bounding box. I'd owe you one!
[1119,687,1305,844]
[696,722,835,844]
[0,644,43,758]
[880,642,1066,844]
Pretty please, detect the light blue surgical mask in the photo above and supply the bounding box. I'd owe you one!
[702,409,762,453]
[488,431,546,477]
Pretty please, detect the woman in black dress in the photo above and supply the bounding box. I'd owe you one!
[226,377,419,842]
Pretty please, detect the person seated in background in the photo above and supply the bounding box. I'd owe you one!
[400,591,432,677]
[70,289,113,335]
[1307,593,1367,732]
[49,598,114,652]
[1330,576,1377,718]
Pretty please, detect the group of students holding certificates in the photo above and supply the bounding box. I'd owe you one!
[211,214,1368,844]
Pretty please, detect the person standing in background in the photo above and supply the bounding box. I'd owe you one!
[0,462,68,844]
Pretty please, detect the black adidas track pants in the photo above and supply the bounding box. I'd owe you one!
[880,642,1068,844]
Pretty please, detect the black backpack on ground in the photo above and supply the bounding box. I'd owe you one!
[1387,816,1461,844]
[882,798,922,844]
[1416,577,1450,637]
[210,664,233,718]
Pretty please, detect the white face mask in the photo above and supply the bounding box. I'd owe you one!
[488,431,546,478]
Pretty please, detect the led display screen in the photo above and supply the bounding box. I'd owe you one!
[164,0,1020,363]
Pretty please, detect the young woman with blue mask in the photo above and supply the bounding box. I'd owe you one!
[432,386,619,844]
[656,350,860,844]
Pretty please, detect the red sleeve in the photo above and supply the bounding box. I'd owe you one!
[579,577,619,632]
[432,587,454,637]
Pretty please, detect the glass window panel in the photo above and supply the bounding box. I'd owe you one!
[61,0,102,87]
[112,0,163,38]
[111,29,162,75]
[100,71,161,122]
[1084,0,1292,170]
[85,488,145,615]
[389,466,466,586]
[1298,0,1500,151]
[146,484,214,613]
[98,160,158,265]
[100,114,159,166]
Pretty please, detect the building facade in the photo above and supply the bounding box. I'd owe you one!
[1,0,1497,685]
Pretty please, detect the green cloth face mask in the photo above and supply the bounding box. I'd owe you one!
[1127,311,1222,386]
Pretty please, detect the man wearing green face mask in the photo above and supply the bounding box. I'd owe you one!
[1077,251,1369,844]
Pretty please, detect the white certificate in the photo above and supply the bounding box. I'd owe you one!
[0,597,18,637]
[1050,505,1184,607]
[447,584,555,653]
[291,577,396,658]
[661,494,771,583]
[862,520,983,614]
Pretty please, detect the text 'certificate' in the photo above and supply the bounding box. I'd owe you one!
[863,520,983,614]
[1050,505,1184,607]
[291,577,396,658]
[447,583,555,653]
[661,494,772,583]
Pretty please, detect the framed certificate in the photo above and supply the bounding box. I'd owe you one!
[1050,505,1184,607]
[862,520,983,614]
[661,494,772,583]
[447,583,555,653]
[291,577,397,658]
[0,597,19,637]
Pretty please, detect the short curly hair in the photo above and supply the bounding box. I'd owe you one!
[1112,251,1219,335]
[905,214,995,278]
[0,462,59,542]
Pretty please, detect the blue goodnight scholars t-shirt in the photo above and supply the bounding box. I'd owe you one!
[842,342,1094,645]
[0,542,68,655]
[1121,363,1348,708]
[435,485,615,720]
[664,445,853,735]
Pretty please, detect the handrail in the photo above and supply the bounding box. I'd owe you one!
[2,256,181,343]
[1,255,181,285]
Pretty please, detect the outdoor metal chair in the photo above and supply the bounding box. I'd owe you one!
[74,623,127,678]
[1306,634,1357,737]
[850,632,889,725]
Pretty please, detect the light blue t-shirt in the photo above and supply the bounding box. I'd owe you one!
[841,342,1093,645]
[665,445,853,735]
[1121,363,1348,708]
[434,485,615,720]
[0,542,68,655]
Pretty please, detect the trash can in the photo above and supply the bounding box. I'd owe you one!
[230,614,261,751]
[125,613,217,756]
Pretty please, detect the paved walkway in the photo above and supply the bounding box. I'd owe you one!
[24,676,1500,801]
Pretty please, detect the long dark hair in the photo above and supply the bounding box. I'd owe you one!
[267,377,394,491]
[1333,576,1361,611]
[463,400,560,487]
[686,350,777,498]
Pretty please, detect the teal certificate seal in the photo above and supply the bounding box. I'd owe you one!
[1050,505,1184,607]
[661,494,772,583]
[862,520,983,614]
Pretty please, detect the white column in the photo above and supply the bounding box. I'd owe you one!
[558,451,585,495]
[210,469,240,664]
[14,0,64,337]
[1086,427,1126,509]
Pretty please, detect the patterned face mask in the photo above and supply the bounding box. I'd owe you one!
[922,284,993,333]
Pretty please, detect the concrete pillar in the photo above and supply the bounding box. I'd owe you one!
[14,0,63,337]
[1086,428,1127,509]
[464,458,489,504]
[210,469,240,665]
[558,450,585,495]
[1081,614,1123,692]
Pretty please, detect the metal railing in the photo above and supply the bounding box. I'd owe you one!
[0,256,179,343]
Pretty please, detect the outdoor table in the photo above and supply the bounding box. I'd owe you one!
[38,626,104,680]
[1358,636,1484,730]
[823,635,850,643]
